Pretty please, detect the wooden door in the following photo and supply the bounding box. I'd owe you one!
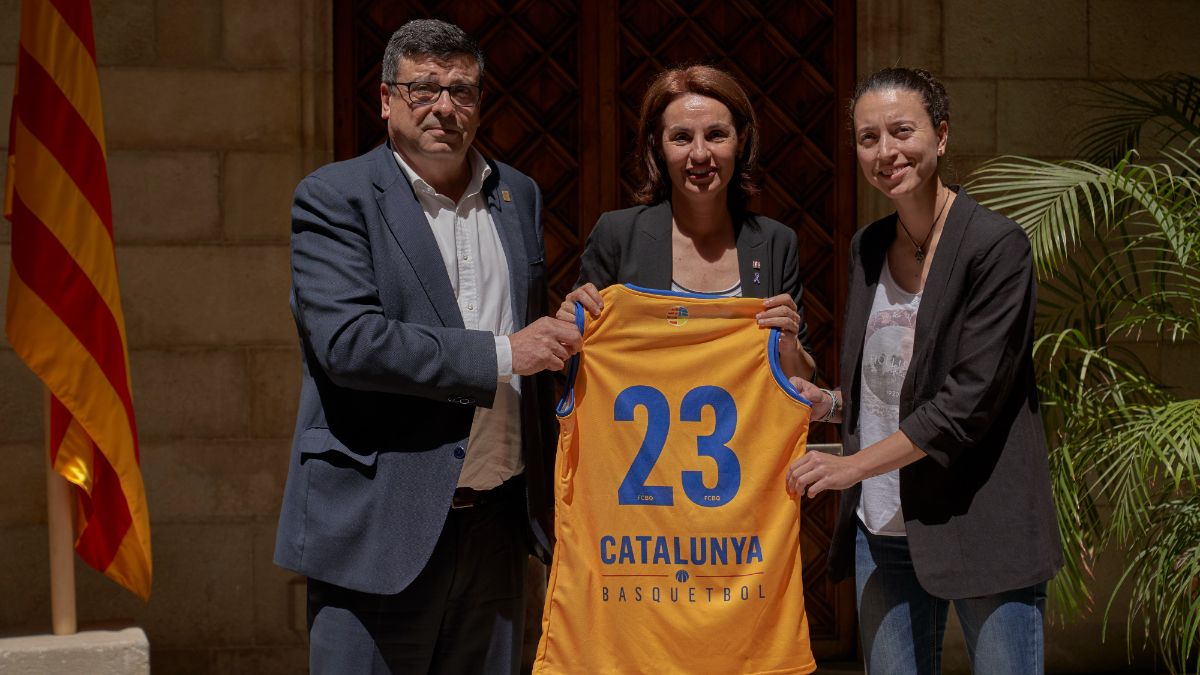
[334,0,857,658]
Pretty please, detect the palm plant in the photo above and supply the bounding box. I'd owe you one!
[967,73,1200,674]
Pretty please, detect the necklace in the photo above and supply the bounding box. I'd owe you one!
[897,188,950,263]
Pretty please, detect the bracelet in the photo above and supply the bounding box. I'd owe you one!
[817,388,840,423]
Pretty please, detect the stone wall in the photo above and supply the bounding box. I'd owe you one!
[1,0,1199,673]
[858,1,1200,672]
[0,0,330,672]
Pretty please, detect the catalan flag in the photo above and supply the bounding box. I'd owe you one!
[4,0,151,600]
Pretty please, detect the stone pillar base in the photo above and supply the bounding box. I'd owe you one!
[0,626,149,674]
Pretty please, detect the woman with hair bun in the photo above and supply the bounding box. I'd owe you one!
[786,67,1062,674]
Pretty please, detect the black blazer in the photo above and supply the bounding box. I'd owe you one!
[830,188,1063,599]
[273,143,557,594]
[575,201,812,350]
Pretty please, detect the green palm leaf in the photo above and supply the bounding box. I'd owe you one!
[969,73,1200,673]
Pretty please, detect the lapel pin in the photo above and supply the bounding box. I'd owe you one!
[753,272,761,285]
[501,190,511,202]
[752,260,761,269]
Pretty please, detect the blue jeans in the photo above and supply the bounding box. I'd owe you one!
[854,519,1046,674]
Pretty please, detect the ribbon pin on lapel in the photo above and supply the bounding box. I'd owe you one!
[752,259,761,284]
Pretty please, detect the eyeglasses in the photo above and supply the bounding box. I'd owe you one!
[387,81,481,107]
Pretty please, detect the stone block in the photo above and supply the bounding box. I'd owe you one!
[101,69,302,150]
[155,0,222,65]
[996,80,1107,158]
[92,0,155,65]
[0,627,149,675]
[0,350,43,443]
[117,245,293,347]
[856,0,943,77]
[141,439,289,521]
[73,522,257,648]
[310,70,335,156]
[252,520,307,646]
[250,347,301,439]
[1160,341,1200,401]
[224,0,300,66]
[0,0,17,65]
[223,0,301,67]
[222,151,304,242]
[300,0,331,70]
[128,349,250,440]
[0,526,50,631]
[1091,0,1200,79]
[943,78,995,156]
[0,443,45,527]
[948,154,989,187]
[943,0,1087,79]
[109,152,221,244]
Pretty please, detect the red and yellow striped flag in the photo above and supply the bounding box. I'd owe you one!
[4,0,151,600]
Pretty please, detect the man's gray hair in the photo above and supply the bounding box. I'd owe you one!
[381,19,485,83]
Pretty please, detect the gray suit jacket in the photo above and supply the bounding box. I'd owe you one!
[273,143,556,595]
[575,201,812,350]
[830,188,1063,599]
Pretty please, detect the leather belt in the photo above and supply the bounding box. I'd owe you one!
[451,475,522,509]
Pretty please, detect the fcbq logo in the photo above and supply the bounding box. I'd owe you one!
[666,305,689,327]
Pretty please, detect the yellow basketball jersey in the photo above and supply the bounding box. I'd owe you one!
[534,284,816,675]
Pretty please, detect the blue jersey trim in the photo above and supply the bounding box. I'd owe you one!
[556,301,586,417]
[769,329,813,406]
[623,283,729,300]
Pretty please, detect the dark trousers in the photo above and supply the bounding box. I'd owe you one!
[307,484,527,675]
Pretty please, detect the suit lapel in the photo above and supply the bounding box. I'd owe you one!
[842,218,892,414]
[734,215,767,298]
[372,145,463,329]
[906,187,972,393]
[635,201,674,289]
[484,164,529,326]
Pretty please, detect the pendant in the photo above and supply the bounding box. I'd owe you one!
[915,247,926,263]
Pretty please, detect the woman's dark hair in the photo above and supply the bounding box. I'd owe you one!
[849,67,950,128]
[632,65,760,210]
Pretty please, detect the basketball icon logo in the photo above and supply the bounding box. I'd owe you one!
[675,569,689,583]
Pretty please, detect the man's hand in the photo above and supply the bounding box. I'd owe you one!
[555,283,604,322]
[511,316,583,375]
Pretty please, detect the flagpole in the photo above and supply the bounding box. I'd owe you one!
[45,387,77,635]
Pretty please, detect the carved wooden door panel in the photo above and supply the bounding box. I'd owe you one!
[334,0,857,659]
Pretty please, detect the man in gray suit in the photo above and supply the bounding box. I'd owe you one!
[273,19,581,674]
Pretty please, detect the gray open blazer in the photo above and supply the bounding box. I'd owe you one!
[274,143,557,595]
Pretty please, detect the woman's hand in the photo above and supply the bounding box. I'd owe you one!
[556,283,604,322]
[787,431,926,498]
[786,452,865,498]
[788,377,830,419]
[759,294,815,379]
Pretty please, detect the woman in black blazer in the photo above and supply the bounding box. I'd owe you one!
[786,68,1062,674]
[556,65,816,379]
